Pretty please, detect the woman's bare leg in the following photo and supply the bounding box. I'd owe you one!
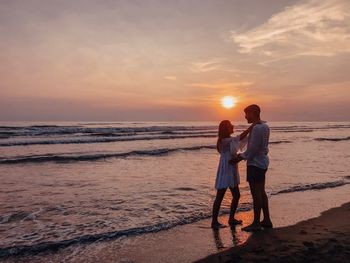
[228,186,242,225]
[211,188,227,227]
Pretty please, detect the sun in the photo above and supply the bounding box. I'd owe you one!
[221,96,237,109]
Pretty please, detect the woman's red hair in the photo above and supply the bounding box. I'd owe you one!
[217,120,233,153]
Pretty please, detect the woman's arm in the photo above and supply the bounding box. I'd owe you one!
[238,124,255,141]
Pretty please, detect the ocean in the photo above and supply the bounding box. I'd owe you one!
[0,121,349,257]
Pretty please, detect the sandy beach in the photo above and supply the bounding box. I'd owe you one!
[198,202,350,263]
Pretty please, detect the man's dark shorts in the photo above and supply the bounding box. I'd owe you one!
[247,165,267,184]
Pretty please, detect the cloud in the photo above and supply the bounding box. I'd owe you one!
[231,0,350,61]
[189,81,253,89]
[164,75,177,81]
[190,59,225,72]
[189,59,253,75]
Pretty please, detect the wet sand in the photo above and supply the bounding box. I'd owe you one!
[198,202,350,263]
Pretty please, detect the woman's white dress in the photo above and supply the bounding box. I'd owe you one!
[215,136,247,189]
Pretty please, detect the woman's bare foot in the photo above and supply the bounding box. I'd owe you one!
[241,223,262,232]
[228,218,243,226]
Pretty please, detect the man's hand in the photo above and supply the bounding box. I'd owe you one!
[229,155,243,165]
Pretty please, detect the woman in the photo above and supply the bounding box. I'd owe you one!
[211,120,253,228]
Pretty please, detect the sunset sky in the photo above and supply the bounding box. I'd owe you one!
[1,0,349,121]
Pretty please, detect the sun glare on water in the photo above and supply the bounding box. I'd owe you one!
[221,96,237,109]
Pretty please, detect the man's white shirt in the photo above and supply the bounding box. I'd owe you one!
[240,122,270,170]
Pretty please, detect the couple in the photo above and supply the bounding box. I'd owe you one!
[211,104,273,232]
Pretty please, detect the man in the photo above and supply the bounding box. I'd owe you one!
[232,104,273,232]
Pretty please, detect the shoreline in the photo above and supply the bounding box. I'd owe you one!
[197,202,350,263]
[2,184,350,263]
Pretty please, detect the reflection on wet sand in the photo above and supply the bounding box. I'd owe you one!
[211,213,253,251]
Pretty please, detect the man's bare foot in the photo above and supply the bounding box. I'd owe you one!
[228,218,243,226]
[241,223,262,232]
[260,220,273,228]
[211,222,226,229]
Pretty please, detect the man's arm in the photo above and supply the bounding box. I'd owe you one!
[239,126,262,160]
[229,126,259,165]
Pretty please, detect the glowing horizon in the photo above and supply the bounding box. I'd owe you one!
[0,0,349,121]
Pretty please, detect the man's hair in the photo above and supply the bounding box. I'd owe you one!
[244,104,261,116]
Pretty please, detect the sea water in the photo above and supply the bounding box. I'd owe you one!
[0,121,349,257]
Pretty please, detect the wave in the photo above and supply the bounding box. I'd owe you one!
[161,130,216,135]
[0,134,217,147]
[279,129,313,133]
[83,130,217,137]
[271,179,350,195]
[269,140,292,144]
[0,211,33,224]
[0,203,252,258]
[1,122,349,140]
[270,124,350,131]
[0,125,218,138]
[173,187,197,191]
[1,178,349,258]
[0,139,293,164]
[0,130,294,147]
[323,124,350,129]
[314,136,350,142]
[0,145,217,164]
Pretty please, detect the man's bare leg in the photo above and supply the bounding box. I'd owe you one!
[261,180,273,228]
[242,182,262,232]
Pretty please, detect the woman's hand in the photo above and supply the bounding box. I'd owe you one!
[248,123,256,131]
